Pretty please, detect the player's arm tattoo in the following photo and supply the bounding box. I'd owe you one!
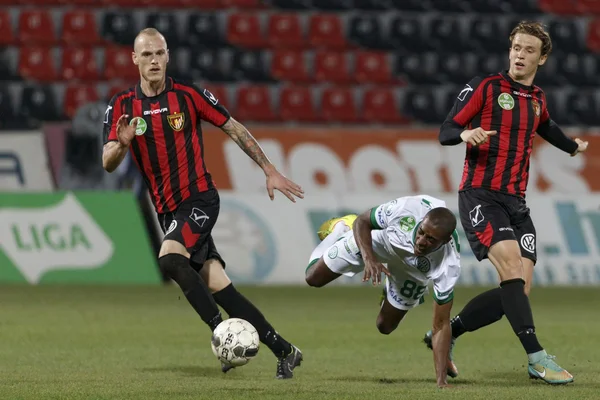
[220,117,272,171]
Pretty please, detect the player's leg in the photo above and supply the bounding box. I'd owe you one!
[157,203,223,332]
[196,238,302,379]
[305,215,356,287]
[375,296,408,335]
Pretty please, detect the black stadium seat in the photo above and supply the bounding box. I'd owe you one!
[467,18,508,53]
[348,15,384,49]
[231,50,272,82]
[429,17,464,52]
[354,0,392,10]
[187,49,232,82]
[101,11,137,46]
[403,87,439,124]
[19,85,59,123]
[146,13,181,48]
[186,14,224,48]
[388,17,427,52]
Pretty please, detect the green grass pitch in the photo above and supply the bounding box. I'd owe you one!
[0,285,598,400]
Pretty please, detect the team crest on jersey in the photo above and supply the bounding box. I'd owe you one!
[167,112,185,131]
[399,216,416,232]
[498,93,515,110]
[416,256,431,273]
[532,99,541,117]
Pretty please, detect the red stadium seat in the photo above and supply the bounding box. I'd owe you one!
[279,85,318,122]
[18,10,56,45]
[538,0,582,14]
[314,51,351,83]
[64,84,99,119]
[61,10,102,45]
[267,14,306,48]
[362,87,405,124]
[59,0,102,4]
[61,48,99,81]
[0,11,14,45]
[320,87,358,123]
[18,47,57,82]
[354,51,392,84]
[308,14,347,49]
[235,85,277,122]
[579,0,600,14]
[103,47,139,81]
[226,13,266,49]
[271,50,310,82]
[586,18,600,52]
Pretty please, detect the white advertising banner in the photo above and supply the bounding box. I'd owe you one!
[0,132,54,191]
[212,192,600,286]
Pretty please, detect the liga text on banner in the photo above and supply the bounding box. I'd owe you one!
[0,132,54,191]
[0,192,161,285]
[207,192,600,286]
[203,127,599,194]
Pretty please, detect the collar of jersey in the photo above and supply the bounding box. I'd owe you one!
[135,76,174,100]
[500,70,534,91]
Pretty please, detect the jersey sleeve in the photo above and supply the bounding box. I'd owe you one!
[540,92,550,124]
[369,198,406,229]
[432,240,461,305]
[102,94,123,144]
[447,76,487,127]
[185,84,231,127]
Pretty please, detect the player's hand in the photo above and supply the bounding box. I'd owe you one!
[460,128,497,146]
[362,259,390,286]
[116,114,136,147]
[265,168,305,202]
[571,138,589,157]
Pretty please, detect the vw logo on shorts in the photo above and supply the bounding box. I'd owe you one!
[520,233,536,253]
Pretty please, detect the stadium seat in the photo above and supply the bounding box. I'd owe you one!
[579,0,600,14]
[348,15,385,49]
[312,0,353,10]
[64,84,99,119]
[474,53,505,77]
[429,17,464,52]
[267,14,306,48]
[227,0,265,8]
[61,48,99,81]
[320,87,358,123]
[429,0,468,12]
[362,87,405,124]
[62,0,103,4]
[543,89,566,124]
[0,85,15,128]
[270,0,311,9]
[354,0,392,9]
[19,85,59,122]
[279,85,318,122]
[0,10,15,45]
[231,50,272,82]
[137,0,191,6]
[436,53,474,85]
[101,12,137,46]
[390,0,429,10]
[308,14,347,49]
[388,17,427,52]
[103,47,139,81]
[235,85,277,122]
[549,19,585,53]
[402,88,438,124]
[314,51,351,83]
[146,13,181,48]
[18,47,57,82]
[554,53,589,87]
[187,48,232,82]
[538,0,582,15]
[564,90,597,125]
[270,50,310,82]
[503,0,540,13]
[18,10,56,45]
[467,18,507,53]
[354,51,392,84]
[61,10,102,46]
[394,53,435,84]
[586,18,600,53]
[0,49,16,79]
[468,0,509,13]
[226,13,266,49]
[180,0,223,8]
[186,14,224,48]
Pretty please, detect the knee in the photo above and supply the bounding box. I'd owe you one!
[305,273,324,288]
[376,317,398,335]
[158,253,189,278]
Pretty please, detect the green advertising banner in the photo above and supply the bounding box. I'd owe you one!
[0,192,161,284]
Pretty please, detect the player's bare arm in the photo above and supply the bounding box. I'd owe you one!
[102,115,137,173]
[352,210,390,285]
[220,117,304,202]
[432,300,453,388]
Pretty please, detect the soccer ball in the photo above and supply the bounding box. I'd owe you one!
[211,318,260,367]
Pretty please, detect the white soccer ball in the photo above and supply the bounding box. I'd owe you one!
[211,318,260,367]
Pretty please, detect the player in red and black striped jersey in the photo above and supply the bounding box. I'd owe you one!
[423,22,588,385]
[102,28,304,379]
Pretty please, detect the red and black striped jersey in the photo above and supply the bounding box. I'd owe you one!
[441,71,553,197]
[103,77,230,213]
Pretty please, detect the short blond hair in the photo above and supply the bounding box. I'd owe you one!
[509,21,552,57]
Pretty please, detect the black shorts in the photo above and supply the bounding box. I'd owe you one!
[458,189,537,263]
[157,188,226,270]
